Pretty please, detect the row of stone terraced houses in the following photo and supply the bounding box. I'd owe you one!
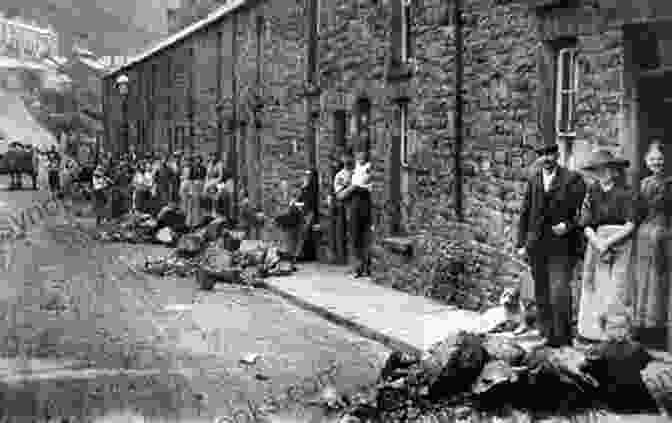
[102,0,672,262]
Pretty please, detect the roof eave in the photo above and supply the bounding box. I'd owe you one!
[105,0,248,79]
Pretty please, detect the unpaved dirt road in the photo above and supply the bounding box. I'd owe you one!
[0,207,389,421]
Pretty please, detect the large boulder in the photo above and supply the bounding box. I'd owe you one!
[584,340,658,413]
[204,217,229,242]
[425,332,489,401]
[641,360,672,417]
[155,227,175,245]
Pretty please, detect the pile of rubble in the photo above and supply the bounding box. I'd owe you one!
[96,213,162,244]
[138,217,294,290]
[314,332,672,422]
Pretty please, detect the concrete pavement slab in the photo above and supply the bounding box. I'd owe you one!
[262,263,480,355]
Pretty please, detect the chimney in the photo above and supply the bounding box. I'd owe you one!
[167,8,179,32]
[6,8,20,20]
[73,32,91,55]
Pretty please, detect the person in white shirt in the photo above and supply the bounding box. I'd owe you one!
[348,149,373,277]
[332,149,355,265]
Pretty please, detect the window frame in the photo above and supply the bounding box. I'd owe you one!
[555,47,578,138]
[400,0,412,62]
[400,102,409,167]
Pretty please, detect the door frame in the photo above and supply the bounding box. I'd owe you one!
[637,69,672,179]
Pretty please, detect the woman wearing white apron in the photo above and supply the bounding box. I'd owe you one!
[576,149,637,343]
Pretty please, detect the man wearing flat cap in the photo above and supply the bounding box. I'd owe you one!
[516,143,587,346]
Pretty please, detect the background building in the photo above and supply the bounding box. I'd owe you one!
[1,1,165,59]
[0,12,59,60]
[104,0,636,292]
[0,13,58,93]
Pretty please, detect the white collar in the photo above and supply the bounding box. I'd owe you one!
[542,167,557,178]
[600,182,615,192]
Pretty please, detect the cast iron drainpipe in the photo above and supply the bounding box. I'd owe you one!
[453,0,464,222]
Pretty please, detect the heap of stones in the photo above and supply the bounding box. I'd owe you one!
[321,332,672,422]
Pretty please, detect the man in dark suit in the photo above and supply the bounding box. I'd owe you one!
[516,144,587,347]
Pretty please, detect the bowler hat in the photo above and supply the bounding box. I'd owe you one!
[534,144,559,156]
[582,149,630,171]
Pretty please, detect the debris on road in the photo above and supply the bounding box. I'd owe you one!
[240,353,261,365]
[96,213,158,244]
[142,231,294,291]
[322,331,671,422]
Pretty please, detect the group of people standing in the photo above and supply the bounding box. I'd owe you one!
[275,146,373,276]
[516,141,672,351]
[92,150,234,228]
[5,143,63,195]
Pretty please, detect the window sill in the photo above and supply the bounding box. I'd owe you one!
[381,236,415,257]
[401,163,430,175]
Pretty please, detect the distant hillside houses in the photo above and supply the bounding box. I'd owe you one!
[0,12,59,61]
[99,56,131,69]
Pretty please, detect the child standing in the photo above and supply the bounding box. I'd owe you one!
[92,165,112,225]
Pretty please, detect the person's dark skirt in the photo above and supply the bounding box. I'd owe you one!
[111,187,131,219]
[135,188,151,214]
[331,202,349,265]
[157,183,171,208]
[93,189,107,223]
[349,188,372,273]
[216,192,232,222]
[48,170,60,192]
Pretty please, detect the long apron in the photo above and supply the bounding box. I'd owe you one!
[578,225,634,341]
[188,180,204,227]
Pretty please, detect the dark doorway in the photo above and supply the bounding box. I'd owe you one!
[638,71,672,177]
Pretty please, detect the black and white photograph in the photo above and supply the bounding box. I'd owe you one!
[1,0,672,421]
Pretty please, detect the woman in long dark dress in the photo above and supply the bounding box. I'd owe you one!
[188,155,207,228]
[204,153,224,218]
[155,155,174,210]
[280,170,319,269]
[577,149,637,343]
[633,141,672,350]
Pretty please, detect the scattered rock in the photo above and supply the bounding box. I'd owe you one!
[155,227,175,244]
[240,353,260,365]
[641,360,672,417]
[482,336,526,366]
[426,332,488,401]
[472,360,522,395]
[175,233,207,258]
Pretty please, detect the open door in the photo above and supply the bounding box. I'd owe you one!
[638,71,672,177]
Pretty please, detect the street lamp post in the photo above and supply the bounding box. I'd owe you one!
[116,74,130,157]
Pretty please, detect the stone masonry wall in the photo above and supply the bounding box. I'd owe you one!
[105,0,627,300]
